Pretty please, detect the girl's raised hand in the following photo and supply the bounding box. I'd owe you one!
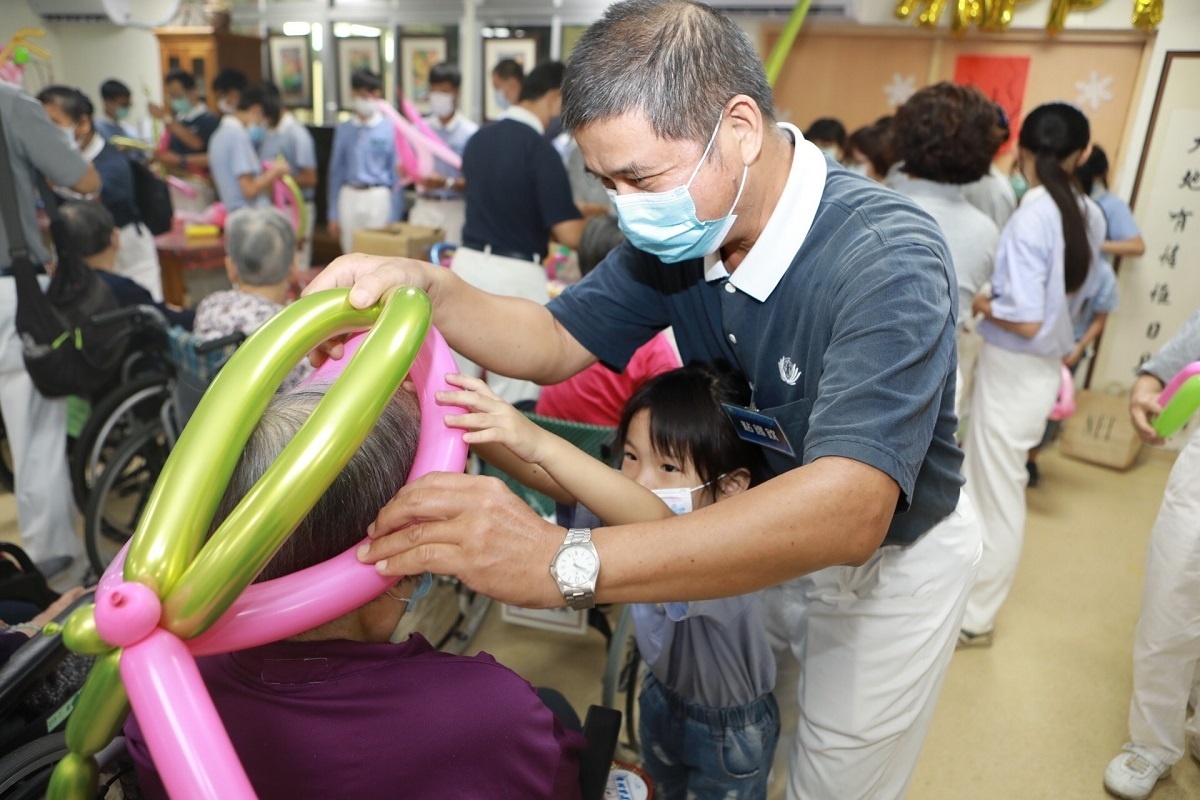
[438,373,549,464]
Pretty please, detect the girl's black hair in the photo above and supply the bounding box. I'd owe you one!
[1074,144,1109,196]
[614,362,762,500]
[1018,103,1092,293]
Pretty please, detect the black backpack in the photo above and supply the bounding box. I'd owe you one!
[0,543,59,610]
[0,112,131,399]
[130,156,172,236]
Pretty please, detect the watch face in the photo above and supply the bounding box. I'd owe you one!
[555,545,597,587]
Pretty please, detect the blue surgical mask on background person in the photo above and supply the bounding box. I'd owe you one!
[607,115,747,264]
[385,572,433,607]
[248,123,266,146]
[1011,171,1029,202]
[170,97,192,116]
[115,105,131,121]
[494,89,511,112]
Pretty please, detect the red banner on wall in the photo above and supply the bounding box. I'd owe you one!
[953,55,1031,154]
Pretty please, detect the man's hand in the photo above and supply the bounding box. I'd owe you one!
[971,291,991,320]
[152,150,182,169]
[147,102,170,122]
[359,471,565,608]
[1064,344,1085,368]
[266,162,291,181]
[1130,373,1167,445]
[440,374,551,465]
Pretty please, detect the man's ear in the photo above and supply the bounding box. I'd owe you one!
[718,467,752,498]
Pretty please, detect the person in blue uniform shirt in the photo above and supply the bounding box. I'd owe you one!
[260,83,317,270]
[307,4,981,798]
[212,68,248,117]
[148,68,219,174]
[39,85,165,302]
[208,83,291,213]
[327,70,398,256]
[409,62,477,246]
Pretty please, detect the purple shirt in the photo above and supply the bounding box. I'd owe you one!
[125,634,585,799]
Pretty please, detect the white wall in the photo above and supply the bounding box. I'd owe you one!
[51,22,163,117]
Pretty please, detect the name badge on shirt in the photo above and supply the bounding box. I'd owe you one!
[722,404,796,457]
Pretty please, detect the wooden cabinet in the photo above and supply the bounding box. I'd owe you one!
[154,27,262,99]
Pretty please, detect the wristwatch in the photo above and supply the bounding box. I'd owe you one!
[550,528,600,610]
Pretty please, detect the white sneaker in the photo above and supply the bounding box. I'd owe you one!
[1104,745,1171,800]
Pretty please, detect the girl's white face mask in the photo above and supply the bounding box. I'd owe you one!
[650,474,726,515]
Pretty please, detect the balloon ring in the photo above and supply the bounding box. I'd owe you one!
[50,287,468,800]
[1153,362,1200,439]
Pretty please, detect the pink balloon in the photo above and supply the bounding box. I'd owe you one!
[166,174,200,198]
[1157,361,1200,407]
[375,99,462,181]
[185,327,467,655]
[1048,364,1076,422]
[122,629,257,799]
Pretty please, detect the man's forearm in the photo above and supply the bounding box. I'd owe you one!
[427,267,594,384]
[591,456,898,604]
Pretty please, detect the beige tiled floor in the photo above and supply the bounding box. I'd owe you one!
[4,444,1199,798]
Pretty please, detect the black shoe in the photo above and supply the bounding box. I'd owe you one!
[1026,460,1040,488]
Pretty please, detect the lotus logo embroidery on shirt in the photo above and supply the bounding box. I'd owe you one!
[778,356,801,386]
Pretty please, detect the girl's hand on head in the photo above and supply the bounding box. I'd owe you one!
[438,373,548,463]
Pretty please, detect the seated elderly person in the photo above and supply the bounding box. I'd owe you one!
[194,206,311,390]
[125,384,585,798]
[58,200,194,330]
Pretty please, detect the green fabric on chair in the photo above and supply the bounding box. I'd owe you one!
[66,396,91,439]
[479,412,615,521]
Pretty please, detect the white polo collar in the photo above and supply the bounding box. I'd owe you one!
[80,133,105,163]
[431,111,465,132]
[353,111,382,128]
[503,105,544,135]
[219,114,245,131]
[704,122,827,303]
[177,102,208,122]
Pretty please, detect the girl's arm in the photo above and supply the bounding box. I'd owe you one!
[440,374,672,526]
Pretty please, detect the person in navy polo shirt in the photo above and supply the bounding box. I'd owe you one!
[450,60,585,405]
[307,2,980,797]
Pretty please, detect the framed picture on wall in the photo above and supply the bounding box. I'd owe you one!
[400,35,448,114]
[268,35,313,109]
[482,36,538,121]
[336,36,383,110]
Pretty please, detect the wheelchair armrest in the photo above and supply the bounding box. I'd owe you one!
[580,705,621,800]
[0,591,94,715]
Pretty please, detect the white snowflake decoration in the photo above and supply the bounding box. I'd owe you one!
[1075,71,1114,112]
[883,74,917,108]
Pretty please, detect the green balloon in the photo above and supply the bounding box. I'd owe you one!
[1154,375,1200,439]
[60,604,113,656]
[12,46,29,66]
[46,753,98,800]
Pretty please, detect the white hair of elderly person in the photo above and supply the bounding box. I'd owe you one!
[193,206,312,390]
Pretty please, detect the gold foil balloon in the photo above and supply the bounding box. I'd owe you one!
[1047,0,1109,33]
[1133,0,1164,30]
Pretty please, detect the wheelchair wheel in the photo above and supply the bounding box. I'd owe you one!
[391,577,492,656]
[85,422,171,575]
[70,374,171,513]
[0,732,67,798]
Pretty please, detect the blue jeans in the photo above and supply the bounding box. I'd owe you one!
[638,672,780,800]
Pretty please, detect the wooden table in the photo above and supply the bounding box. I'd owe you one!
[155,229,225,307]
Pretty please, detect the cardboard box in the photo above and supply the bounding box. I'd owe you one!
[351,223,445,261]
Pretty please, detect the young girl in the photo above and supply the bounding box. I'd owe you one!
[442,363,779,800]
[959,102,1106,645]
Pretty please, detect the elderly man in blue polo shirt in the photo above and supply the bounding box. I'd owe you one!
[307,2,980,797]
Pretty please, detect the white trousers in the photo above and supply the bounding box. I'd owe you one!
[448,246,548,406]
[960,341,1061,634]
[0,281,80,562]
[408,197,466,246]
[955,327,983,423]
[336,186,393,255]
[114,222,163,302]
[1127,427,1200,765]
[765,492,981,800]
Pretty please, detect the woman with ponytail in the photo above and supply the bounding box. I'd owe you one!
[959,102,1107,646]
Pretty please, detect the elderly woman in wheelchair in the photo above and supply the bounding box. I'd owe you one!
[123,382,586,799]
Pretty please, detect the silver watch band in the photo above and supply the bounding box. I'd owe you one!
[564,528,592,546]
[559,528,595,610]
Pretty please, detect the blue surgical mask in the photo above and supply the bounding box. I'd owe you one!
[494,89,511,112]
[1010,171,1029,202]
[386,572,433,608]
[248,123,266,146]
[170,97,192,116]
[607,116,747,264]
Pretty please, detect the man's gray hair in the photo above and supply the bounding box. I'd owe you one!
[212,385,421,583]
[225,207,295,286]
[561,0,775,144]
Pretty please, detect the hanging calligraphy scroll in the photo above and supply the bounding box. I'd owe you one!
[1092,52,1200,447]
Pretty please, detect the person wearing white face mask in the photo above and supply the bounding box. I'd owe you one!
[39,85,165,302]
[212,68,248,118]
[306,4,979,797]
[327,70,399,256]
[442,363,777,800]
[409,62,478,246]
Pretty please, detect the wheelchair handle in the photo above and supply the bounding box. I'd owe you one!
[90,304,171,332]
[194,331,246,354]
